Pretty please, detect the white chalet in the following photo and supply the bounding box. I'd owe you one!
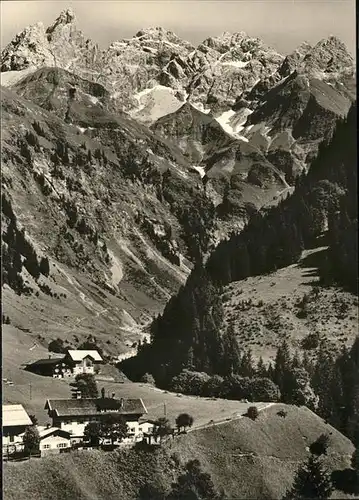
[37,426,71,456]
[44,396,153,444]
[61,350,103,377]
[2,404,32,455]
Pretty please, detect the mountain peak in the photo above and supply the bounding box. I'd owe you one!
[323,34,348,47]
[135,26,175,40]
[46,8,77,39]
[51,8,76,27]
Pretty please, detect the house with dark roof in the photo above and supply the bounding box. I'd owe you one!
[25,350,103,378]
[25,356,66,377]
[44,396,152,443]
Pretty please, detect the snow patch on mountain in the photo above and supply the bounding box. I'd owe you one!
[221,60,250,69]
[131,84,183,123]
[190,102,211,114]
[215,108,253,139]
[215,110,236,131]
[192,165,206,178]
[0,67,37,87]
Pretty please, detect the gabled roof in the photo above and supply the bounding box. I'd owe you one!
[37,426,71,439]
[45,398,147,417]
[27,357,65,367]
[3,404,32,427]
[67,350,102,362]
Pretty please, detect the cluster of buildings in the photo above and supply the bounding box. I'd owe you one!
[25,350,103,378]
[3,395,155,458]
[3,350,156,458]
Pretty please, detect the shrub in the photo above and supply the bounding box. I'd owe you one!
[296,309,308,319]
[140,373,155,385]
[310,434,330,456]
[248,377,281,402]
[32,121,46,137]
[170,370,210,396]
[246,406,259,420]
[175,413,194,432]
[48,338,67,354]
[302,332,320,350]
[2,314,10,324]
[25,130,40,149]
[71,373,99,398]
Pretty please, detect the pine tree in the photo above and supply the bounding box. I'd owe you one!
[256,356,267,377]
[313,344,341,425]
[274,341,293,402]
[39,256,50,277]
[220,324,241,376]
[267,362,275,381]
[284,455,333,499]
[239,349,254,378]
[302,351,314,377]
[292,351,302,369]
[168,459,222,500]
[23,426,40,457]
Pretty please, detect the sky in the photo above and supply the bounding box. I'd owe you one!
[0,0,356,56]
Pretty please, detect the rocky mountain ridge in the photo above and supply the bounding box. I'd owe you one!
[2,9,354,119]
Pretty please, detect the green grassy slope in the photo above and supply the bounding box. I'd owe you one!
[4,404,355,500]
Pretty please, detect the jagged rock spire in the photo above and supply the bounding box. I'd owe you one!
[46,8,77,40]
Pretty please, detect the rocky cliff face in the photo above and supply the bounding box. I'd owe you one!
[1,9,100,76]
[151,102,233,163]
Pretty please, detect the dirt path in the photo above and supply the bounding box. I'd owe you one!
[188,402,277,432]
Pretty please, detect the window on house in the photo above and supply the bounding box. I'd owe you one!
[9,435,14,443]
[57,443,67,448]
[130,428,135,433]
[43,444,50,449]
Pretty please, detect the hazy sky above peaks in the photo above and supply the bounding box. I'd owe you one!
[1,0,356,56]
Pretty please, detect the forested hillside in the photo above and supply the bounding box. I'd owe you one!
[207,104,357,288]
[120,105,358,444]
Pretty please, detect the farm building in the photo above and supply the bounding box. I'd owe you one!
[25,350,103,378]
[44,396,153,444]
[37,426,71,456]
[25,356,66,377]
[2,404,32,456]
